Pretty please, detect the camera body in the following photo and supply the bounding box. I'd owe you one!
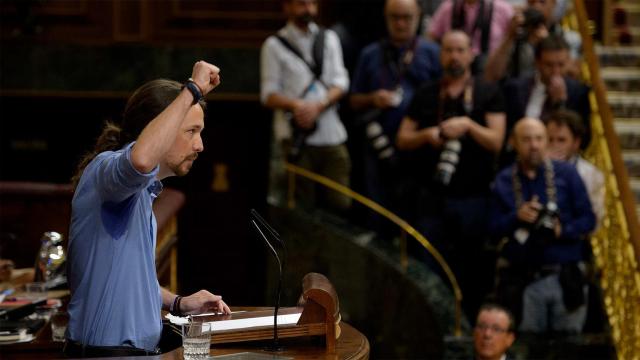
[513,201,559,246]
[532,201,558,234]
[517,8,546,41]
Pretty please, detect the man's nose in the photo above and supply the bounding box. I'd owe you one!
[194,135,204,152]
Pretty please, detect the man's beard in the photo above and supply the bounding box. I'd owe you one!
[172,153,198,177]
[294,13,314,26]
[522,152,544,169]
[444,63,466,78]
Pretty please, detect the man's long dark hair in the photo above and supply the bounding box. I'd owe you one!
[71,79,206,189]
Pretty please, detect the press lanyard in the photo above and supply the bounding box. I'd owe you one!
[512,159,557,208]
[437,76,474,124]
[379,37,418,89]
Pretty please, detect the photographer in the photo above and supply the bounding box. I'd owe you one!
[428,0,514,75]
[484,0,581,83]
[396,30,505,320]
[260,0,351,212]
[484,6,547,82]
[489,117,595,333]
[350,0,441,226]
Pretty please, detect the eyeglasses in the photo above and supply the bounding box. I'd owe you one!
[387,13,415,22]
[475,323,510,334]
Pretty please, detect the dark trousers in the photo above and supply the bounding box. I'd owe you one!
[63,340,159,358]
[413,193,494,320]
[295,144,352,212]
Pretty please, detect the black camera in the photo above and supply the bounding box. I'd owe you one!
[518,8,546,40]
[532,201,558,235]
[434,139,461,186]
[512,201,559,246]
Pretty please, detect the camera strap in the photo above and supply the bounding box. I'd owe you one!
[437,76,474,124]
[512,158,557,208]
[379,37,419,88]
[451,0,494,55]
[275,29,328,100]
[274,28,328,159]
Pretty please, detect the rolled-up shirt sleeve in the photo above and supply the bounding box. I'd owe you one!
[322,30,349,91]
[260,37,283,104]
[94,143,159,203]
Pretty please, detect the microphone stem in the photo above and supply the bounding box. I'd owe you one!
[274,262,282,345]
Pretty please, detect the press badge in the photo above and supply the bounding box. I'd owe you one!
[390,86,404,107]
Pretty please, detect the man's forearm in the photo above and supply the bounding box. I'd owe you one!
[484,37,515,83]
[265,93,299,112]
[131,89,195,173]
[349,92,374,110]
[323,86,345,109]
[161,287,177,311]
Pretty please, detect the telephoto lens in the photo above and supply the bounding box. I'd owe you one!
[366,121,395,160]
[434,139,461,186]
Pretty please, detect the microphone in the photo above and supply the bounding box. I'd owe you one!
[250,209,286,351]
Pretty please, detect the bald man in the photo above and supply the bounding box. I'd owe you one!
[350,0,441,224]
[489,117,595,333]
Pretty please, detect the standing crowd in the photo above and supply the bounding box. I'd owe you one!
[261,0,603,344]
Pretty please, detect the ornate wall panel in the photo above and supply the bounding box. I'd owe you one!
[0,0,286,47]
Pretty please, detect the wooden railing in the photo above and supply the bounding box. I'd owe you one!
[572,1,640,358]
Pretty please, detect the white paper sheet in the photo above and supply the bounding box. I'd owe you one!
[207,313,301,332]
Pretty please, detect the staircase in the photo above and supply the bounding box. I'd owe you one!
[596,45,640,219]
[600,0,640,219]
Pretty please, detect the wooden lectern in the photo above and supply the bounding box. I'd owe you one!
[191,272,341,353]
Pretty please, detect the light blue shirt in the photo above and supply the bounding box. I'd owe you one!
[66,143,163,351]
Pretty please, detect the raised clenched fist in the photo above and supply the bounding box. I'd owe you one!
[191,61,221,95]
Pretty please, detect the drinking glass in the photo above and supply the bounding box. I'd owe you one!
[182,322,211,359]
[50,310,69,342]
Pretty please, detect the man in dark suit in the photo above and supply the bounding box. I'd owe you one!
[501,35,590,166]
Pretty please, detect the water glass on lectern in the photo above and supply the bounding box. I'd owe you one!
[182,322,211,359]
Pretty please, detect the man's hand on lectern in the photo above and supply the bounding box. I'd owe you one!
[180,289,231,315]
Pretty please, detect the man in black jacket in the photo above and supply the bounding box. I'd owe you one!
[501,35,590,166]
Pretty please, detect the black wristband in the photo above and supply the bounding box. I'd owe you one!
[170,295,182,316]
[183,78,203,105]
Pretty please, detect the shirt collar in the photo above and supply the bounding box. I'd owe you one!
[285,21,318,38]
[533,72,545,88]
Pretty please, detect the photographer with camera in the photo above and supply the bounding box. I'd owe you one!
[428,0,514,75]
[484,6,547,82]
[397,30,506,319]
[484,0,581,83]
[350,0,441,227]
[261,0,351,212]
[489,117,595,333]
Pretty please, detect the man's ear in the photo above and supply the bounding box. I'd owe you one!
[573,137,582,154]
[506,332,515,348]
